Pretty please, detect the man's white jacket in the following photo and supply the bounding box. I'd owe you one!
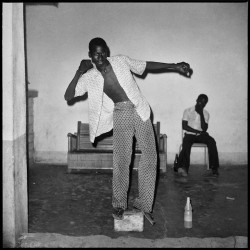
[75,55,151,142]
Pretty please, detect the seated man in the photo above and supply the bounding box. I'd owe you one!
[174,94,219,177]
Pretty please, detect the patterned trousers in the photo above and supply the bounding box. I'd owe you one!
[112,101,157,213]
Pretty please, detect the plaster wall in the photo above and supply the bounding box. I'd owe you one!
[25,3,248,165]
[3,3,28,247]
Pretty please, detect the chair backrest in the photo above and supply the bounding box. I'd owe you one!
[77,122,113,151]
[77,121,161,152]
[154,121,161,146]
[77,122,93,150]
[134,121,160,151]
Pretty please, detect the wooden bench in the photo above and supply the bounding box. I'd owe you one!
[67,121,167,173]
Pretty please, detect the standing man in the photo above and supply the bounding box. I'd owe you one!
[65,37,191,224]
[174,94,220,177]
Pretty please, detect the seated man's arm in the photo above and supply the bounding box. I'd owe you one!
[182,120,207,135]
[195,106,208,132]
[182,120,208,135]
[198,111,208,132]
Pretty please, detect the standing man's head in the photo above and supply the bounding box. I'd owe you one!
[88,37,110,68]
[196,94,208,109]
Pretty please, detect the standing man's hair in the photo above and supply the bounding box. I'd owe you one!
[89,37,108,54]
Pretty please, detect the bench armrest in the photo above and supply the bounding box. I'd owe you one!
[67,133,77,152]
[67,133,77,138]
[159,134,167,153]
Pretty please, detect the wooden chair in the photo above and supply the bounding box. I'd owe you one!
[179,129,209,170]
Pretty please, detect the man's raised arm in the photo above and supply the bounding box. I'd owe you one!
[146,61,192,77]
[64,60,93,101]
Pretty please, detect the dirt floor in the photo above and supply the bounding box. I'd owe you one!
[27,163,248,241]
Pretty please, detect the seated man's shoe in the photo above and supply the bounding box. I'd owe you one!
[178,167,188,177]
[212,168,219,177]
[112,207,125,220]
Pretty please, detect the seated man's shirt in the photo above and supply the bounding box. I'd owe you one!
[74,55,150,142]
[182,106,210,135]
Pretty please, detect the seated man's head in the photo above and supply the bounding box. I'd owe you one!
[196,94,208,109]
[88,37,109,67]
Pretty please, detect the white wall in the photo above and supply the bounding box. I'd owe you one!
[3,3,28,247]
[25,3,248,165]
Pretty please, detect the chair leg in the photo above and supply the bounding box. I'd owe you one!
[205,147,209,170]
[179,144,182,155]
[207,149,209,170]
[204,147,206,168]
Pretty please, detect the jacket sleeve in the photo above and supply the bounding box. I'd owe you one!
[74,74,88,97]
[123,55,147,75]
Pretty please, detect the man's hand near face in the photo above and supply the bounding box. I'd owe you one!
[195,105,203,115]
[78,60,93,74]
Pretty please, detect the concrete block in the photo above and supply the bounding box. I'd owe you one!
[114,210,144,232]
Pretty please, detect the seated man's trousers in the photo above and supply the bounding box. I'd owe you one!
[178,133,219,172]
